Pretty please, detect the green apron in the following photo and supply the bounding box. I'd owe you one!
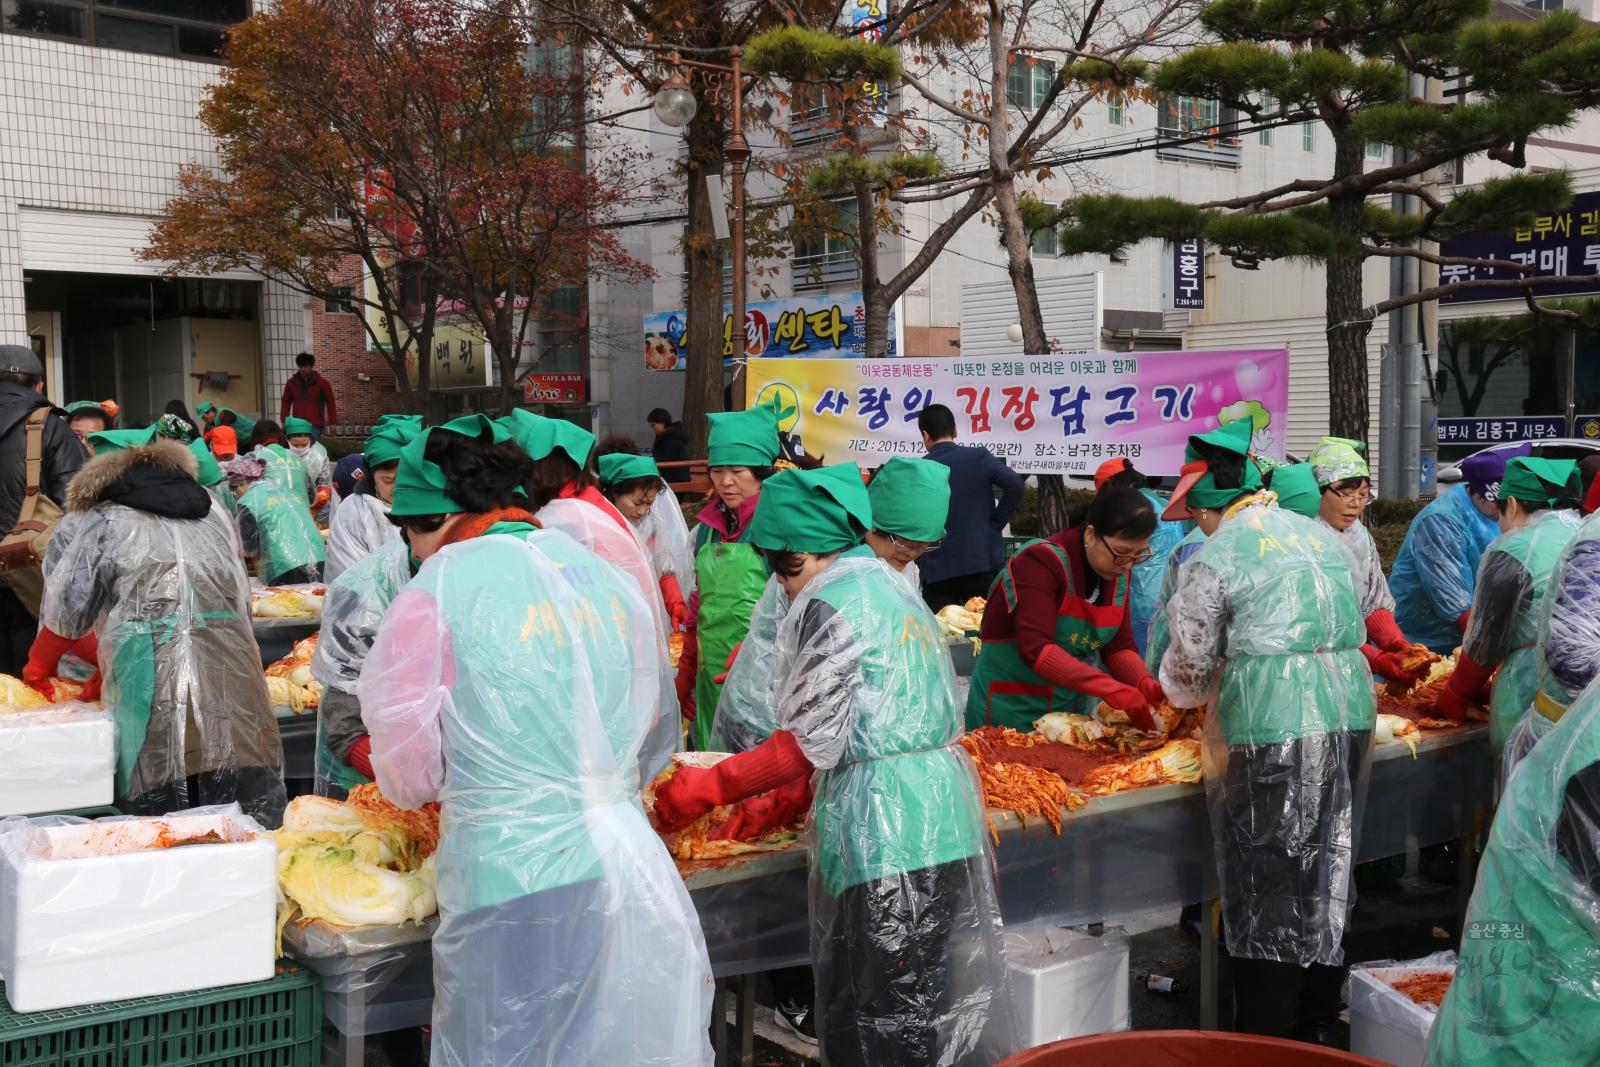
[965,537,1128,732]
[1484,510,1582,752]
[693,522,769,751]
[1145,524,1208,674]
[1425,680,1600,1067]
[257,444,309,504]
[240,479,326,582]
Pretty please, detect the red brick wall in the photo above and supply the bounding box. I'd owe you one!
[306,257,408,436]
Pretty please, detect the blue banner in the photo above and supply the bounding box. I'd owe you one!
[1437,416,1565,444]
[644,292,897,371]
[1437,190,1600,303]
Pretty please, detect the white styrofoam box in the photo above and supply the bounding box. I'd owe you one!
[0,807,277,1012]
[1345,951,1457,1067]
[1004,923,1130,1048]
[0,708,115,817]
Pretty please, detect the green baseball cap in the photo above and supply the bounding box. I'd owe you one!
[598,453,660,488]
[364,414,422,468]
[1500,456,1580,507]
[86,426,159,455]
[707,399,782,467]
[390,414,511,517]
[867,457,949,542]
[748,463,873,554]
[1269,462,1322,519]
[196,401,215,417]
[499,408,595,468]
[283,417,316,436]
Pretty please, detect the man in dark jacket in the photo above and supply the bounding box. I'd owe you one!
[648,407,691,483]
[0,345,86,673]
[917,403,1024,612]
[280,352,338,438]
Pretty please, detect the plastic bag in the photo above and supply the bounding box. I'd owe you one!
[41,501,286,829]
[1390,485,1504,653]
[325,491,399,581]
[1426,685,1600,1066]
[771,555,1018,1066]
[1159,498,1375,967]
[356,528,713,1066]
[709,575,790,753]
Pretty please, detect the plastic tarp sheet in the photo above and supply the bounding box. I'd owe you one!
[0,703,116,817]
[357,528,713,1066]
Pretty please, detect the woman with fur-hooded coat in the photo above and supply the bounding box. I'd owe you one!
[41,436,286,827]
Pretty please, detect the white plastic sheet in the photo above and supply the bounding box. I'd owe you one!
[325,491,399,581]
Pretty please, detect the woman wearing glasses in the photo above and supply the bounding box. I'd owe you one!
[863,456,950,593]
[965,484,1164,733]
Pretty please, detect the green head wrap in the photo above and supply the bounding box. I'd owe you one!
[65,400,110,419]
[707,399,782,467]
[1309,436,1369,487]
[749,464,874,554]
[390,414,511,517]
[1269,463,1322,519]
[598,453,660,488]
[499,408,595,468]
[1182,419,1262,510]
[86,426,158,455]
[189,438,223,487]
[364,414,422,468]
[868,457,949,542]
[283,417,316,436]
[1500,456,1581,508]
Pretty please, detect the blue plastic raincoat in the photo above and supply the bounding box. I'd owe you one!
[1390,486,1503,653]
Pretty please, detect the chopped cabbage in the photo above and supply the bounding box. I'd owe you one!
[1033,712,1107,747]
[0,674,52,712]
[277,841,436,927]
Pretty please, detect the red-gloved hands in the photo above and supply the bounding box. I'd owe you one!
[22,627,76,699]
[313,486,332,509]
[653,730,814,833]
[1456,611,1471,634]
[1136,676,1166,707]
[675,630,698,720]
[1361,644,1425,685]
[1365,609,1409,653]
[659,575,690,630]
[713,642,743,685]
[711,774,814,843]
[80,672,102,702]
[1034,644,1155,731]
[346,735,374,779]
[1435,651,1494,723]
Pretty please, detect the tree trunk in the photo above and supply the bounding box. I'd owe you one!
[682,110,727,459]
[1325,128,1374,444]
[1037,475,1071,536]
[994,179,1048,354]
[855,180,890,358]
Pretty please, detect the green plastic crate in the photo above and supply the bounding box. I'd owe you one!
[0,963,320,1067]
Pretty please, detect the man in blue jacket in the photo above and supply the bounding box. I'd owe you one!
[917,404,1025,612]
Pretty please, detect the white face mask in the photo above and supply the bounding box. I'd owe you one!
[289,443,311,457]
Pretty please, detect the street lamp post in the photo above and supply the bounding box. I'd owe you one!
[653,48,751,410]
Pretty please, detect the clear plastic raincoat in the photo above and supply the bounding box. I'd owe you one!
[1425,680,1600,1067]
[1390,485,1504,653]
[535,497,680,783]
[1159,494,1375,967]
[774,554,1017,1067]
[710,576,790,753]
[634,486,697,597]
[1506,510,1600,775]
[310,539,412,797]
[357,529,714,1067]
[255,444,309,503]
[1318,517,1394,618]
[1462,508,1583,752]
[290,440,332,517]
[324,491,399,581]
[1143,525,1207,674]
[237,479,326,585]
[42,494,285,828]
[1130,488,1185,658]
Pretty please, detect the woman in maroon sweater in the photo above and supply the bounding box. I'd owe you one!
[965,487,1163,732]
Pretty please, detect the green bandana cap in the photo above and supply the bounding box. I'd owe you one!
[364,414,422,468]
[87,426,159,455]
[598,453,660,488]
[707,399,782,467]
[868,457,949,541]
[499,408,595,467]
[188,438,224,487]
[1184,418,1254,463]
[1270,463,1322,518]
[1309,436,1369,487]
[749,463,873,554]
[283,417,315,436]
[1181,419,1262,509]
[391,414,510,517]
[1500,456,1580,507]
[65,400,109,418]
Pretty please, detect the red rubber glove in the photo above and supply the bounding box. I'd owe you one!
[1361,644,1426,685]
[675,630,698,720]
[653,730,813,833]
[1365,609,1409,653]
[1034,644,1155,731]
[659,574,690,630]
[23,627,75,699]
[314,486,332,509]
[713,641,743,685]
[1435,651,1493,723]
[80,672,102,702]
[1137,676,1165,706]
[346,735,374,779]
[1456,611,1471,634]
[711,774,814,843]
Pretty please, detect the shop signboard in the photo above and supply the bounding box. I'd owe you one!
[1437,190,1600,303]
[1436,416,1566,445]
[644,291,897,370]
[521,373,586,404]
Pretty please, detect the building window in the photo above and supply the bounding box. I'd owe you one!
[1258,94,1273,145]
[1,0,248,61]
[1007,55,1056,112]
[1108,97,1122,126]
[1303,122,1314,152]
[1157,96,1241,167]
[793,200,860,290]
[1030,222,1058,257]
[323,286,355,315]
[1367,141,1385,159]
